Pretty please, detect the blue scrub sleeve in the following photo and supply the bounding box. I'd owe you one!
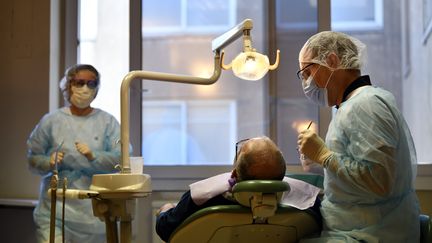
[27,115,55,175]
[325,94,398,197]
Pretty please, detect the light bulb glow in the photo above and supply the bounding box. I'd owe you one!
[232,51,270,81]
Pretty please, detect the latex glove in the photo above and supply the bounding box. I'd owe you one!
[75,142,95,161]
[300,154,314,170]
[298,129,333,165]
[300,154,324,175]
[49,151,64,167]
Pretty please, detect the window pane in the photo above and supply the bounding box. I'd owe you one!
[143,0,235,35]
[187,101,236,164]
[276,0,317,30]
[331,0,383,30]
[78,0,129,121]
[142,0,181,28]
[187,0,230,26]
[142,102,185,165]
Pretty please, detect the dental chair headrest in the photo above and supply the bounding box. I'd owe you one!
[232,180,290,219]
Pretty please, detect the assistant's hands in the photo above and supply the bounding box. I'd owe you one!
[298,129,333,165]
[49,151,64,167]
[75,142,95,161]
[49,142,95,168]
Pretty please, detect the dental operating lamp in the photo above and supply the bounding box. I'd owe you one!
[118,18,279,173]
[48,19,280,243]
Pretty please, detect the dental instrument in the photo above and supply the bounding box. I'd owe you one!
[307,121,313,130]
[49,140,63,243]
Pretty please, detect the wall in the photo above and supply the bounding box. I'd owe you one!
[0,0,49,199]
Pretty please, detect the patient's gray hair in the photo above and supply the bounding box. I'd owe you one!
[235,136,286,182]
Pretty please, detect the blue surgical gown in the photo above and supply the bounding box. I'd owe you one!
[27,107,121,242]
[313,86,419,242]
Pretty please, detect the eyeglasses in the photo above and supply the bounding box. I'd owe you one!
[71,79,99,89]
[235,138,250,162]
[296,63,315,81]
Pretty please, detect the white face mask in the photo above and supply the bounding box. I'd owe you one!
[70,85,96,109]
[302,67,333,107]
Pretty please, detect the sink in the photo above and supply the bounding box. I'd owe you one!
[90,173,152,198]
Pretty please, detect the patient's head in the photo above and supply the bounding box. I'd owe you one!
[233,136,286,182]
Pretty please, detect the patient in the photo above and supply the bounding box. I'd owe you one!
[155,136,320,242]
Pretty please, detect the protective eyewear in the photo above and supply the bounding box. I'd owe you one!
[296,63,316,81]
[71,79,99,89]
[235,138,251,162]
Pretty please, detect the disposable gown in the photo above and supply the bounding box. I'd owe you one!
[27,107,121,243]
[309,86,420,243]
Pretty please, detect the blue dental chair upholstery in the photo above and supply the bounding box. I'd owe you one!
[169,180,321,243]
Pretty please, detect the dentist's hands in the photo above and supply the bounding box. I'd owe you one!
[298,129,333,166]
[75,142,95,161]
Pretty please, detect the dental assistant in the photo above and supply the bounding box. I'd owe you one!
[297,31,420,242]
[27,64,121,242]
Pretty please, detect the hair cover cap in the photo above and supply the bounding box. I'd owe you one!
[299,31,366,70]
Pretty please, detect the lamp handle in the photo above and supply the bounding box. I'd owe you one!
[269,50,280,71]
[220,51,232,70]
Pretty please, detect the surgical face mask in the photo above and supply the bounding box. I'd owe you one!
[70,85,96,109]
[302,67,334,107]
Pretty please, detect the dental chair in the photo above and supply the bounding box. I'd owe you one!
[420,214,432,243]
[169,179,321,243]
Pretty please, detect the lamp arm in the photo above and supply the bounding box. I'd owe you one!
[212,19,253,52]
[119,53,222,173]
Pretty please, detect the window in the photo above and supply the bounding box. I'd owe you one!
[331,0,383,31]
[78,0,129,122]
[276,0,383,31]
[276,0,317,31]
[142,0,237,36]
[142,100,237,165]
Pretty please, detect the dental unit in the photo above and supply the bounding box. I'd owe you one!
[47,18,279,243]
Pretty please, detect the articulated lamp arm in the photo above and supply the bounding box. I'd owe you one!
[119,53,222,173]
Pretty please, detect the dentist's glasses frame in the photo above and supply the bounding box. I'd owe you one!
[296,63,316,81]
[235,138,251,162]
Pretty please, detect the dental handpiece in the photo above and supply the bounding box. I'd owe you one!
[48,189,100,199]
[53,141,64,174]
[300,121,313,161]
